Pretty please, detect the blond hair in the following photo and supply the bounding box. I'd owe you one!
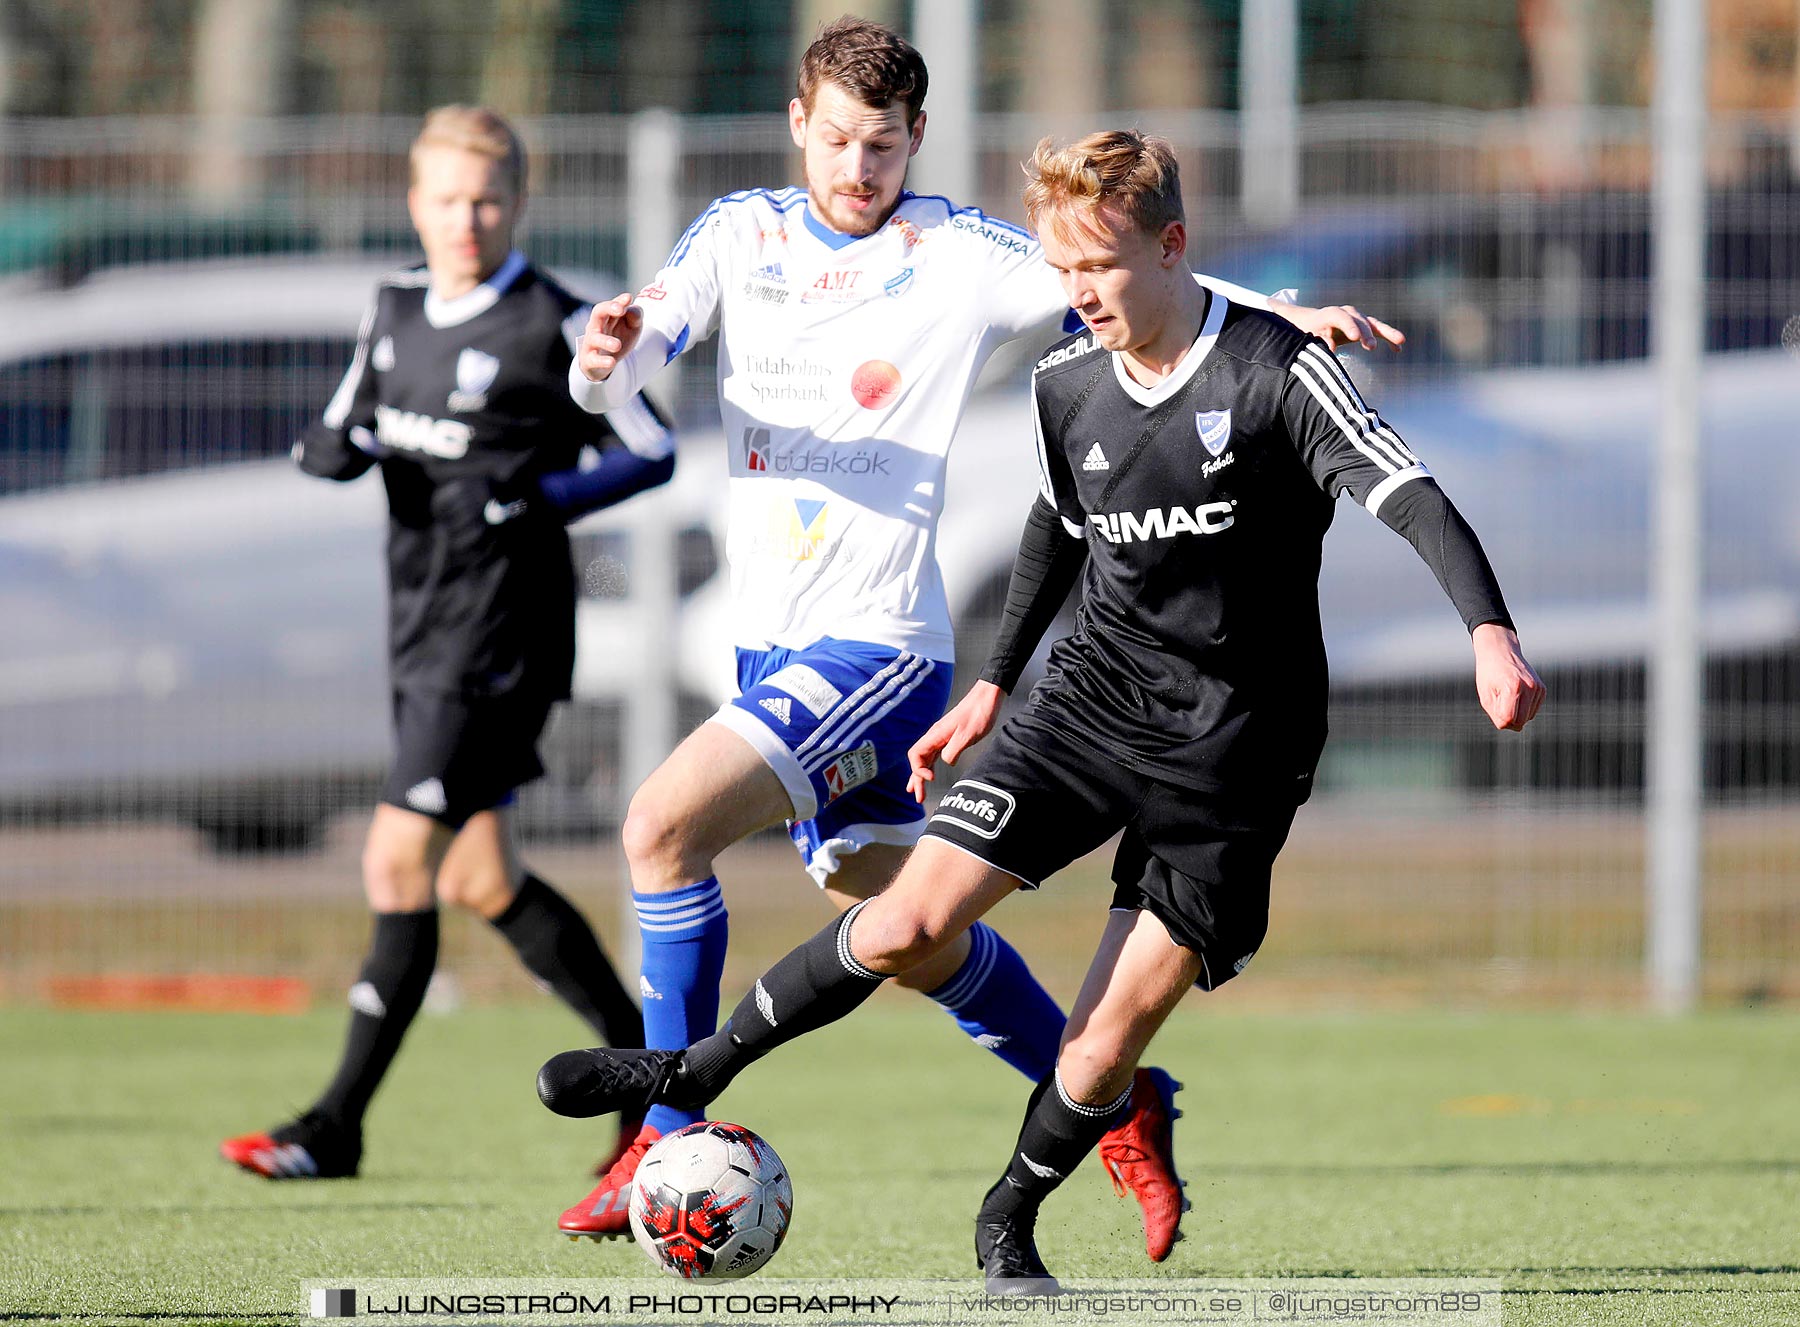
[410,105,526,195]
[1022,130,1184,244]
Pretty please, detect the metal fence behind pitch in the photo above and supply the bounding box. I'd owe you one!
[1,107,1796,1009]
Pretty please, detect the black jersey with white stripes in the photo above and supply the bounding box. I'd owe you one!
[300,255,670,700]
[1015,292,1510,800]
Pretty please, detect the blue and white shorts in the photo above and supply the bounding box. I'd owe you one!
[709,637,953,886]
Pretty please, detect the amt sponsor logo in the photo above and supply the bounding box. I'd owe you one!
[801,270,865,303]
[1089,502,1237,543]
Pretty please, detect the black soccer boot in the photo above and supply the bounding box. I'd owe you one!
[975,1181,1063,1296]
[536,1047,709,1119]
[220,1108,361,1180]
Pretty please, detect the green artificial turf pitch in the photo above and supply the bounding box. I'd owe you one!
[1,1002,1796,1325]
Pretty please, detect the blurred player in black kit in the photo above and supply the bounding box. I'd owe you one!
[221,106,673,1181]
[534,129,1546,1291]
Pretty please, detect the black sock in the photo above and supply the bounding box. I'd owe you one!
[313,908,439,1129]
[984,1069,1133,1218]
[682,900,887,1098]
[491,874,644,1049]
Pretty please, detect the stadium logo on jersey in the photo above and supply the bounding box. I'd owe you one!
[1035,335,1100,372]
[1196,408,1232,456]
[448,348,500,412]
[949,213,1031,256]
[884,267,915,298]
[1081,443,1109,472]
[823,741,879,802]
[931,780,1016,840]
[758,696,792,726]
[374,405,473,459]
[1089,501,1237,544]
[801,269,865,304]
[371,335,395,372]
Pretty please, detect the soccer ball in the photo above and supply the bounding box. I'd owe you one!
[628,1121,793,1279]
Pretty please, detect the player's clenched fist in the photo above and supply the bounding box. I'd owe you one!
[577,293,645,382]
[907,680,1006,802]
[1471,622,1546,733]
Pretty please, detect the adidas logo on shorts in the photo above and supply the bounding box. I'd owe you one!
[759,696,793,725]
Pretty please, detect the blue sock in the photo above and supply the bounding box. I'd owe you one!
[924,922,1065,1081]
[635,877,729,1135]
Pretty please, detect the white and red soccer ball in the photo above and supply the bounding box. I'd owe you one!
[628,1121,793,1279]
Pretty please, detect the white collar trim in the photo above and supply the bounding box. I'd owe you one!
[424,250,527,328]
[1110,285,1227,407]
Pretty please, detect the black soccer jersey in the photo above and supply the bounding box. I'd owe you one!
[299,253,670,700]
[985,291,1511,801]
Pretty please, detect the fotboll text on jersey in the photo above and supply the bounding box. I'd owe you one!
[1089,502,1236,544]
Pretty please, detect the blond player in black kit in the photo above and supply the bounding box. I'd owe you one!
[220,107,670,1182]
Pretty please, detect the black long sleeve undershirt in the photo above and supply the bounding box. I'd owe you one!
[979,497,1090,694]
[1375,478,1514,635]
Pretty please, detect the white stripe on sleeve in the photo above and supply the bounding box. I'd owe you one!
[1364,464,1433,518]
[1299,345,1420,470]
[321,298,378,430]
[1288,356,1399,477]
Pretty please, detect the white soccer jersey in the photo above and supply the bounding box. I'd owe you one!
[573,187,1272,661]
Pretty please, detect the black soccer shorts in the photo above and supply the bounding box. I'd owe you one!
[923,713,1297,991]
[380,687,555,829]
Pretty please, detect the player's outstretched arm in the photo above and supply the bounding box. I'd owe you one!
[1472,622,1546,732]
[575,293,644,382]
[569,293,667,415]
[907,681,1005,802]
[1269,297,1406,352]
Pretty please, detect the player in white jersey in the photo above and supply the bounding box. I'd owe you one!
[545,17,1403,1250]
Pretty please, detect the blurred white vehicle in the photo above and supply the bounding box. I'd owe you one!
[4,255,1795,844]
